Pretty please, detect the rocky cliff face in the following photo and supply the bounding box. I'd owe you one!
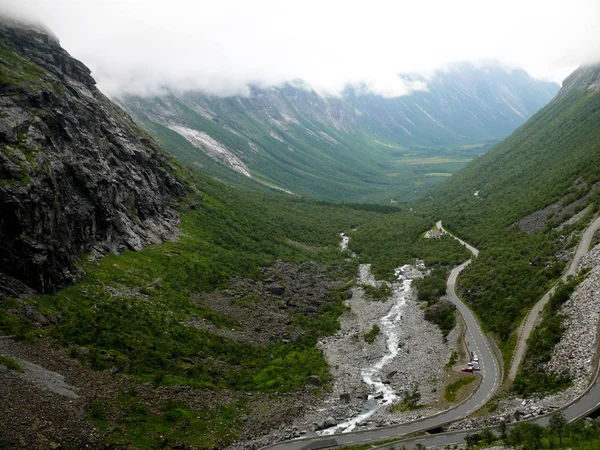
[556,62,600,98]
[0,20,186,296]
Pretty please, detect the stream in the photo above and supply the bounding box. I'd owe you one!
[318,253,415,434]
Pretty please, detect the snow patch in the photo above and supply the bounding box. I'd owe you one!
[168,125,251,177]
[270,132,285,143]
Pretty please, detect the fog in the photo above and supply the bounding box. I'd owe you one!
[1,0,599,97]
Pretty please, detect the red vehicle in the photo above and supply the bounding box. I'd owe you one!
[461,367,474,373]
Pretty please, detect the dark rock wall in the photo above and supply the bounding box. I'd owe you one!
[0,21,186,295]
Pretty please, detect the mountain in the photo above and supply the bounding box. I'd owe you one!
[432,62,600,241]
[120,64,558,203]
[0,18,437,449]
[0,19,189,296]
[2,12,599,450]
[417,62,600,374]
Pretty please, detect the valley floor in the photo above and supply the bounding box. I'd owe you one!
[231,263,476,449]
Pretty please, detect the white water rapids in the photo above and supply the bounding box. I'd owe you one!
[319,264,413,435]
[339,232,350,251]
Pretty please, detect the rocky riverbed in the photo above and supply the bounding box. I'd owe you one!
[449,242,600,432]
[284,263,460,436]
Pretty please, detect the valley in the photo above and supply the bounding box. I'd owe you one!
[119,66,557,204]
[2,12,600,450]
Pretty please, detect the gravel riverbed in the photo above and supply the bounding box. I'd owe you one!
[286,263,460,436]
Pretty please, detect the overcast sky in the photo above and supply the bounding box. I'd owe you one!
[1,0,599,97]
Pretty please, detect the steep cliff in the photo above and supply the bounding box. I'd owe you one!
[0,19,187,296]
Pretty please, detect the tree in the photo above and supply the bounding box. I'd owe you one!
[498,420,508,442]
[549,411,567,444]
[403,388,421,409]
[464,432,481,449]
[513,422,544,450]
[480,428,496,445]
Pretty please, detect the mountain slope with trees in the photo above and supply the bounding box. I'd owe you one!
[420,62,600,359]
[120,64,558,203]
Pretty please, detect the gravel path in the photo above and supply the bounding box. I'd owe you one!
[0,338,79,399]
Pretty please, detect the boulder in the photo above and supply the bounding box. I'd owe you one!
[322,416,337,428]
[266,284,285,296]
[306,375,322,386]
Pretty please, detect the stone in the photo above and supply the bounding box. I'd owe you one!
[266,285,285,296]
[306,375,321,386]
[322,416,337,428]
[0,21,188,296]
[340,393,351,403]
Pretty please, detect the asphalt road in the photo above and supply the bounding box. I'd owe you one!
[379,345,600,449]
[261,222,501,450]
[379,216,600,449]
[508,215,600,380]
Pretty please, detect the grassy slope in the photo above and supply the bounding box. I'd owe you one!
[0,167,475,447]
[415,86,600,363]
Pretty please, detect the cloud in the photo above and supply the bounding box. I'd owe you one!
[0,0,598,98]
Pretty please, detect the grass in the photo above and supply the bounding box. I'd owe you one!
[361,284,393,301]
[364,324,381,344]
[0,354,24,372]
[446,350,458,368]
[90,391,245,449]
[444,376,476,402]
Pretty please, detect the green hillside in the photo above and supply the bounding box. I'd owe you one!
[119,64,557,203]
[419,64,600,360]
[0,167,471,447]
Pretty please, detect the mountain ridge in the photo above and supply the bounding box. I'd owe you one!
[120,64,558,203]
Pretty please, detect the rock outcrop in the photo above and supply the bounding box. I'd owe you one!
[0,19,187,295]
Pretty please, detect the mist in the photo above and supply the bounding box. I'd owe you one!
[1,0,599,98]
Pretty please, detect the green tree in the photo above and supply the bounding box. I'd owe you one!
[498,420,508,442]
[464,432,481,449]
[480,428,496,445]
[512,422,544,450]
[549,411,567,445]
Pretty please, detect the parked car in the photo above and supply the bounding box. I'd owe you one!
[461,367,474,373]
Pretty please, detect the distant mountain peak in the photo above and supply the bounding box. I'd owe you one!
[558,62,600,98]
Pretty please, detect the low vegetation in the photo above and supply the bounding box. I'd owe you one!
[462,413,600,450]
[361,284,392,301]
[512,277,584,396]
[364,324,381,344]
[0,354,23,372]
[444,376,476,402]
[446,350,458,368]
[391,389,422,412]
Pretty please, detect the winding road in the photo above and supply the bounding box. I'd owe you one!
[262,221,501,450]
[374,335,600,450]
[508,215,600,381]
